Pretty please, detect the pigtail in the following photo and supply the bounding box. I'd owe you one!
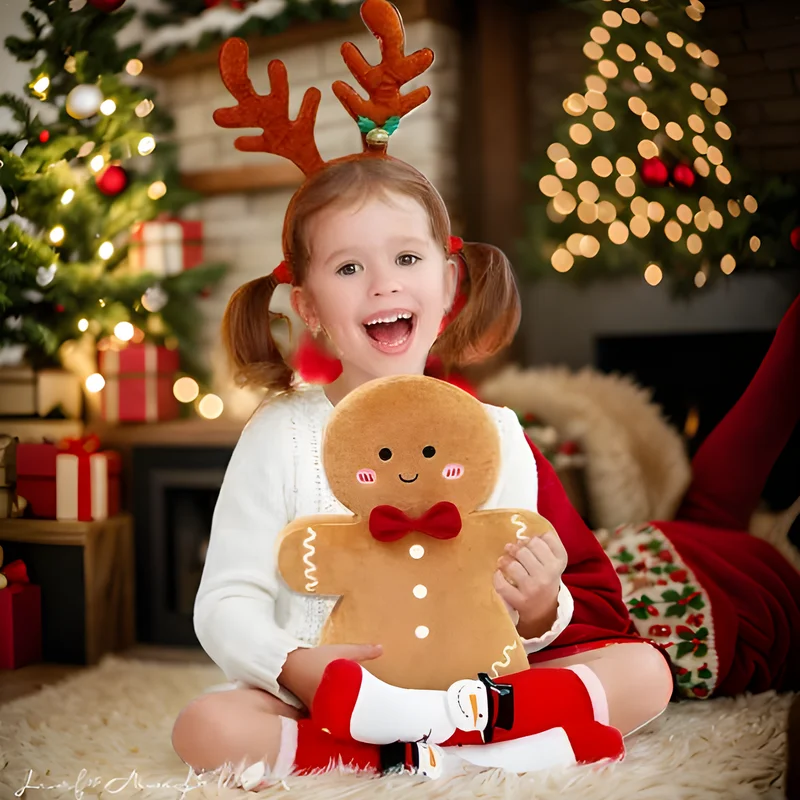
[221,274,294,393]
[432,241,521,368]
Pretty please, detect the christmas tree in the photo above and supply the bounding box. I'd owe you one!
[521,0,798,294]
[0,0,225,407]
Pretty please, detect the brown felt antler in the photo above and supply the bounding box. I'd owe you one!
[213,37,325,176]
[333,0,434,139]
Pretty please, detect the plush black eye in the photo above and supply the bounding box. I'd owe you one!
[422,445,436,458]
[379,447,393,461]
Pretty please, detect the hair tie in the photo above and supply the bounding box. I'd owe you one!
[448,235,464,255]
[272,261,294,285]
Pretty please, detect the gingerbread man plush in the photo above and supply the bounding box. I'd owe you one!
[277,375,556,691]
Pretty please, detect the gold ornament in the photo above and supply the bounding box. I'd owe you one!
[366,127,390,147]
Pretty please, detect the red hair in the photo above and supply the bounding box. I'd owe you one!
[222,157,521,392]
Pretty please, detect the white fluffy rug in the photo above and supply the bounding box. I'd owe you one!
[0,657,793,799]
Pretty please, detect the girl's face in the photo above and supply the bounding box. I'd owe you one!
[292,192,457,386]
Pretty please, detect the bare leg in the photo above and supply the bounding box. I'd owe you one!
[530,642,673,736]
[172,688,304,775]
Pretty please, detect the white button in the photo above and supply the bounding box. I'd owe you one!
[409,545,425,559]
[415,626,430,639]
[413,584,428,599]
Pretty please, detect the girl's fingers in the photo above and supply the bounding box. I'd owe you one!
[513,544,545,577]
[499,556,531,589]
[543,530,569,564]
[493,569,525,608]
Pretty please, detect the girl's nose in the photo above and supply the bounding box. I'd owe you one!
[369,268,403,296]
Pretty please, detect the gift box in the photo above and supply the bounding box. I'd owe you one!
[17,438,121,520]
[55,435,121,522]
[0,548,42,670]
[0,366,82,419]
[129,219,203,277]
[99,344,180,423]
[0,434,17,486]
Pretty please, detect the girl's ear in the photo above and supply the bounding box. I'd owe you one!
[444,255,459,313]
[291,285,318,331]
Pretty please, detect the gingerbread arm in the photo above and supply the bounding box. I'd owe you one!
[277,515,362,596]
[470,508,556,562]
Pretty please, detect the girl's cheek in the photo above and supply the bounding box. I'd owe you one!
[357,469,377,484]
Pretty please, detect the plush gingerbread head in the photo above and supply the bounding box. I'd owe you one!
[277,376,555,691]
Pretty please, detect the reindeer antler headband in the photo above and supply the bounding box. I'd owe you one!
[213,0,464,378]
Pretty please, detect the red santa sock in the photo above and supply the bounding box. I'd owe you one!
[312,659,610,748]
[677,292,800,531]
[237,718,459,791]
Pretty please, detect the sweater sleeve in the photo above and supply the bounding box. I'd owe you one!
[489,405,575,655]
[193,403,306,706]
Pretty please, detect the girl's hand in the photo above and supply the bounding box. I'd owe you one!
[493,531,568,638]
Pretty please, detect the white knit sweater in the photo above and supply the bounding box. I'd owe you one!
[194,385,574,707]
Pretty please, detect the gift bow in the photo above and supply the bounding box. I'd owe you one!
[57,434,101,456]
[369,501,462,542]
[0,545,30,591]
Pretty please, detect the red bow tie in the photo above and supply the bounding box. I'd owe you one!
[369,502,462,542]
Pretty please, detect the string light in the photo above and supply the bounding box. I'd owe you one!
[539,175,562,197]
[49,225,65,244]
[578,181,600,202]
[555,159,578,179]
[645,41,662,58]
[567,233,585,255]
[701,50,720,67]
[592,156,613,177]
[750,236,761,252]
[100,99,117,116]
[64,56,77,73]
[666,122,684,140]
[586,75,607,92]
[706,146,723,165]
[692,135,708,154]
[551,248,574,272]
[569,123,592,145]
[688,114,705,133]
[744,195,758,213]
[577,202,599,223]
[630,216,650,238]
[135,99,154,118]
[677,204,693,224]
[598,200,617,222]
[593,111,615,130]
[638,139,659,158]
[708,210,724,229]
[628,97,647,116]
[695,270,707,288]
[704,98,721,115]
[687,233,702,254]
[138,136,156,156]
[667,32,684,47]
[710,88,728,106]
[147,181,168,200]
[198,394,224,420]
[564,93,588,116]
[602,10,622,27]
[98,241,114,260]
[173,377,200,403]
[617,44,636,61]
[720,255,736,274]
[86,373,106,393]
[694,211,709,231]
[590,26,611,44]
[61,189,75,205]
[644,264,663,286]
[621,8,640,23]
[630,197,648,216]
[641,112,660,130]
[553,191,577,214]
[694,157,710,177]
[690,83,708,100]
[686,6,703,21]
[647,202,665,222]
[608,220,629,244]
[114,321,134,341]
[583,42,604,61]
[31,75,50,98]
[126,59,143,76]
[547,143,570,161]
[580,235,600,257]
[546,201,566,222]
[699,196,715,213]
[658,55,677,72]
[616,156,636,176]
[89,154,105,172]
[727,199,741,217]
[598,60,619,78]
[615,176,635,196]
[714,121,732,140]
[664,220,682,242]
[586,91,607,110]
[686,43,702,58]
[634,65,653,83]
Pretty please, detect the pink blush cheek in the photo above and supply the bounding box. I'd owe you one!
[442,464,464,480]
[357,469,377,484]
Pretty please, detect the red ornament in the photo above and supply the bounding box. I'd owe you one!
[87,0,127,10]
[95,165,129,196]
[55,304,65,312]
[672,163,695,189]
[640,157,669,188]
[790,226,800,251]
[38,130,50,143]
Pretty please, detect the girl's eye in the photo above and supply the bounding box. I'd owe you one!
[337,263,362,277]
[397,254,420,267]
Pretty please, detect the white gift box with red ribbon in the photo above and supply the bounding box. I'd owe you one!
[129,219,203,277]
[56,451,121,522]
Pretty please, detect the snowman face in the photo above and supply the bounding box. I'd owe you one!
[414,741,445,779]
[446,678,488,732]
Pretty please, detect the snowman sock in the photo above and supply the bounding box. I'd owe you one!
[236,718,461,791]
[312,659,609,748]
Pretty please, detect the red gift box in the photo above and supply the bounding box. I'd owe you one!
[129,218,203,277]
[99,343,180,423]
[17,439,121,520]
[55,435,121,522]
[0,557,42,670]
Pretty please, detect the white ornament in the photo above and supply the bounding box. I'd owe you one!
[22,289,44,303]
[142,284,168,313]
[4,315,23,331]
[66,84,103,119]
[36,264,57,286]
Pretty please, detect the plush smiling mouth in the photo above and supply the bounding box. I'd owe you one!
[363,312,415,348]
[399,473,419,483]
